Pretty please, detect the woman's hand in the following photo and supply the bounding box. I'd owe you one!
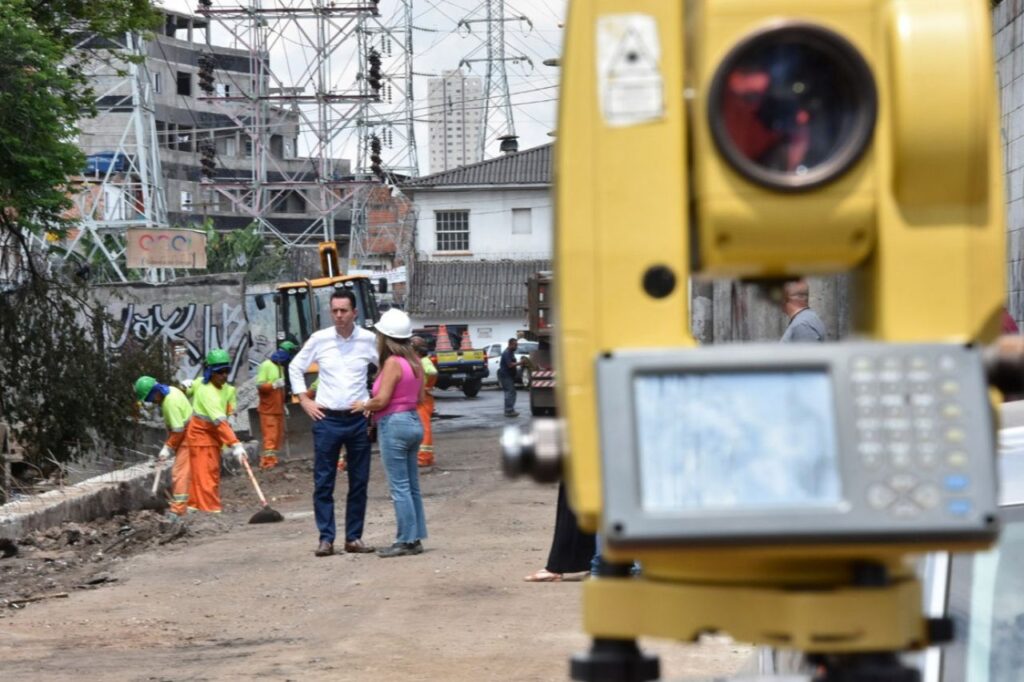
[351,400,373,416]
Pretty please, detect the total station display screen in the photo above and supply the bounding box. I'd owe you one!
[633,370,843,513]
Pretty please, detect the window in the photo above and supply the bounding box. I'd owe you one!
[512,207,532,235]
[176,71,191,96]
[153,72,162,94]
[180,190,193,212]
[225,137,237,157]
[435,210,469,252]
[215,82,231,98]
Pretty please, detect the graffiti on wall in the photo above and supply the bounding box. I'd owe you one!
[106,301,250,383]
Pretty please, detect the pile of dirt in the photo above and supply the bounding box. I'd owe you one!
[0,510,230,616]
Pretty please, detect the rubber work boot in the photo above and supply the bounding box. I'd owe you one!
[337,455,346,472]
[259,454,279,470]
[417,451,434,467]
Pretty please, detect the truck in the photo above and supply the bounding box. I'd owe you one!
[525,271,556,416]
[274,242,383,346]
[273,242,386,393]
[412,325,489,398]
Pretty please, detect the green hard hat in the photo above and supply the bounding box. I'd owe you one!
[279,340,298,354]
[206,348,231,366]
[134,376,157,402]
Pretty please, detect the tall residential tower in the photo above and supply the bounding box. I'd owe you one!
[427,71,484,173]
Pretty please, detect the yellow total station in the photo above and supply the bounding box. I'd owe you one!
[548,0,1005,679]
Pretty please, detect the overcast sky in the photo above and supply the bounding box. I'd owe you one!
[158,0,565,175]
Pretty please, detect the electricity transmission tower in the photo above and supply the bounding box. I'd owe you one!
[458,0,533,158]
[67,31,170,283]
[197,0,418,265]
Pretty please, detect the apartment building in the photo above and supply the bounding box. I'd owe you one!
[426,70,484,173]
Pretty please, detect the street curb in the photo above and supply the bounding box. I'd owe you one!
[0,462,167,542]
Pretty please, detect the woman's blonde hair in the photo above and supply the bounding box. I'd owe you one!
[376,333,423,380]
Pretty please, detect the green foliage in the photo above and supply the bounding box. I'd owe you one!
[0,273,174,472]
[201,219,290,283]
[0,0,157,241]
[0,0,162,472]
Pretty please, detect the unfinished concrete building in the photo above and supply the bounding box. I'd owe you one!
[76,9,352,244]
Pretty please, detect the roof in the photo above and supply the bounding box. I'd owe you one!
[402,144,552,189]
[407,259,552,318]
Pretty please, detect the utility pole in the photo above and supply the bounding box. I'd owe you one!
[458,0,533,158]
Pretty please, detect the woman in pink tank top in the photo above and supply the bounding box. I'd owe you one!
[352,309,427,557]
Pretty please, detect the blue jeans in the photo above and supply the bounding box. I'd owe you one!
[378,410,427,543]
[498,372,517,412]
[312,413,372,544]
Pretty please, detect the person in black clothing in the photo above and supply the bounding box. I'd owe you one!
[497,338,524,417]
[524,483,597,582]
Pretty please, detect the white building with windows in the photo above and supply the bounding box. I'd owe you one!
[426,70,485,173]
[400,144,552,345]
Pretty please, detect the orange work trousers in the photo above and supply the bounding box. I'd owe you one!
[187,444,224,513]
[260,413,283,452]
[169,443,192,516]
[417,392,435,466]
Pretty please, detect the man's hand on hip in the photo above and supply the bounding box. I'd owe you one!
[299,394,324,421]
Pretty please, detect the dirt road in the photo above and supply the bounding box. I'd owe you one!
[0,417,754,681]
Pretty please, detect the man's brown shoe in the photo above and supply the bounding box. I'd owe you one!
[315,541,334,557]
[344,539,375,553]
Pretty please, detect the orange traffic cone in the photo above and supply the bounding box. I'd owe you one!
[435,324,453,351]
[459,330,472,350]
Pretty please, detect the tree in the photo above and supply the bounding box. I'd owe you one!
[0,0,157,251]
[0,276,173,475]
[0,0,164,476]
[201,219,290,283]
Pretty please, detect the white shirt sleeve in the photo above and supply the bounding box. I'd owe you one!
[289,335,316,394]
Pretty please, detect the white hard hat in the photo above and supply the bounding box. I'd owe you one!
[375,309,413,339]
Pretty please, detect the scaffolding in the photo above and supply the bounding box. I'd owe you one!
[63,31,171,283]
[196,0,418,263]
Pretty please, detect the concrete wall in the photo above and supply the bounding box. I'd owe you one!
[412,187,552,260]
[996,2,1024,326]
[92,274,252,383]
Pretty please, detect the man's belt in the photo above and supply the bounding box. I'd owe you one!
[322,408,363,418]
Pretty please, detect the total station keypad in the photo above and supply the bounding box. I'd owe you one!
[852,353,973,520]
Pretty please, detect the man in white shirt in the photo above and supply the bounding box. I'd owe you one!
[289,290,379,557]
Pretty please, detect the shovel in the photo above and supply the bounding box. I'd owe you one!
[239,452,284,524]
[150,463,163,498]
[142,459,169,512]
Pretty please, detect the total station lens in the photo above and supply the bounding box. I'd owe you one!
[709,25,876,191]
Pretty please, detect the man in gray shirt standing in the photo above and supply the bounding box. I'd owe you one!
[780,279,826,343]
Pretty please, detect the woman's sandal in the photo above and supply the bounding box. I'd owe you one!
[523,568,563,582]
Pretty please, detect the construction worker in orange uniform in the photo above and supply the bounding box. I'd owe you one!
[187,348,247,513]
[255,341,297,470]
[135,376,193,519]
[412,336,437,467]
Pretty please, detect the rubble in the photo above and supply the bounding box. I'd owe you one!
[0,455,309,616]
[0,509,229,616]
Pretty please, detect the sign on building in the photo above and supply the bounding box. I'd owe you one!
[126,228,207,269]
